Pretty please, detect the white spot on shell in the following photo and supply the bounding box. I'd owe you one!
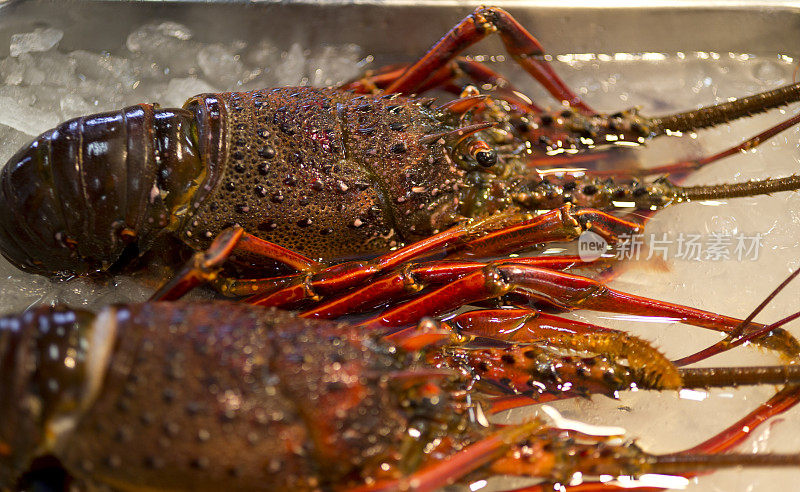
[149,184,160,203]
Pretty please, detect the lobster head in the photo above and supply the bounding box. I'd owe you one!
[0,104,206,278]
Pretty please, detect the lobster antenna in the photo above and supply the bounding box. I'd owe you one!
[673,267,800,366]
[645,451,800,475]
[677,364,800,388]
[610,174,800,209]
[648,81,800,136]
[673,174,800,201]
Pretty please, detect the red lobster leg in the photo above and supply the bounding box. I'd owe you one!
[342,63,463,96]
[345,422,543,492]
[451,206,642,261]
[300,256,594,320]
[246,206,596,307]
[448,308,618,341]
[343,57,545,113]
[149,226,321,301]
[357,263,800,358]
[385,6,593,113]
[156,208,544,301]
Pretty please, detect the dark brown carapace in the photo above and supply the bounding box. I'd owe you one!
[179,88,470,260]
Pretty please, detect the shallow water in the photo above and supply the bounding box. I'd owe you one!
[1,22,799,492]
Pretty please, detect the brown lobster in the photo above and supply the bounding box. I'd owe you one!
[3,301,800,491]
[0,7,799,292]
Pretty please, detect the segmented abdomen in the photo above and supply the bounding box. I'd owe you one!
[0,105,204,277]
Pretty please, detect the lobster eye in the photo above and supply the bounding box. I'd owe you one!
[474,149,497,167]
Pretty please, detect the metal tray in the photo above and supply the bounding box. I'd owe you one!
[1,1,800,492]
[0,1,798,60]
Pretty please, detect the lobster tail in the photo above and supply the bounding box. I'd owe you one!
[0,105,205,277]
[0,306,98,484]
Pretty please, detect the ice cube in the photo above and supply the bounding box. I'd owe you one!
[126,21,193,53]
[59,94,94,119]
[126,22,200,78]
[9,27,63,57]
[71,50,137,88]
[197,43,248,89]
[273,43,306,86]
[307,44,363,86]
[0,96,59,136]
[160,77,217,107]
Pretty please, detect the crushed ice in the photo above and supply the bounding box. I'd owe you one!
[10,27,63,57]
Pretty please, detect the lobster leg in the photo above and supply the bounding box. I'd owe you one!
[343,57,545,113]
[150,226,321,301]
[356,263,800,359]
[452,207,641,260]
[447,308,619,341]
[385,304,623,351]
[243,205,619,305]
[149,227,245,301]
[178,210,542,299]
[300,257,597,319]
[342,63,463,97]
[384,6,593,113]
[344,422,545,492]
